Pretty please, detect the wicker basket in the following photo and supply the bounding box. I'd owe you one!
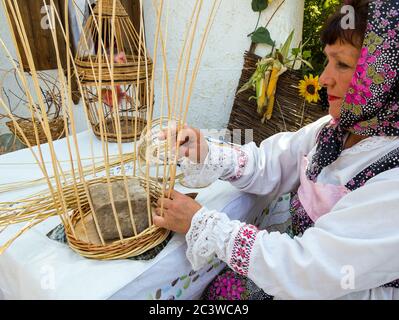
[6,117,66,147]
[227,48,328,146]
[63,176,170,260]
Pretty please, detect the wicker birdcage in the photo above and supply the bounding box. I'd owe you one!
[75,0,153,143]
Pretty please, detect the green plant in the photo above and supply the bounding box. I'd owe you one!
[302,0,341,75]
[248,1,312,70]
[248,0,280,46]
[239,30,314,122]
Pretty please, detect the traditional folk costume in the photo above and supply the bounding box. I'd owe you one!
[182,0,399,299]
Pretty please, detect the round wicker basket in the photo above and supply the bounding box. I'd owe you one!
[63,176,170,260]
[6,117,66,146]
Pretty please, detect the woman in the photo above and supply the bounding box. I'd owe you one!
[154,0,399,299]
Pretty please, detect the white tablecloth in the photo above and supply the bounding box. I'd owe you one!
[0,131,265,300]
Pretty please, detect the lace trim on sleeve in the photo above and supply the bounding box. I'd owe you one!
[205,138,249,182]
[185,207,242,271]
[179,138,249,185]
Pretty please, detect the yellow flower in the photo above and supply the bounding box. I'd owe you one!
[298,74,321,104]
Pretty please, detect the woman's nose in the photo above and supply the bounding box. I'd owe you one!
[319,68,334,88]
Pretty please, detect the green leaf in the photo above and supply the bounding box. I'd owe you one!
[297,58,314,70]
[302,50,312,59]
[291,48,301,56]
[252,0,268,12]
[353,105,363,116]
[280,30,295,61]
[367,66,376,77]
[251,27,275,46]
[176,289,182,298]
[368,44,377,54]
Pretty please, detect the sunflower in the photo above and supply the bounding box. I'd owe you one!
[298,74,321,104]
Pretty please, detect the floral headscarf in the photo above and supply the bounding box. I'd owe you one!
[307,0,399,181]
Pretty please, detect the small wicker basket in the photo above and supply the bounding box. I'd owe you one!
[6,117,66,147]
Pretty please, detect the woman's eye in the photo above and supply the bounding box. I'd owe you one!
[337,62,350,69]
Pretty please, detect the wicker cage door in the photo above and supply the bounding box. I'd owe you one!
[227,44,328,146]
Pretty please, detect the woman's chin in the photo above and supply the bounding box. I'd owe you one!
[328,101,342,119]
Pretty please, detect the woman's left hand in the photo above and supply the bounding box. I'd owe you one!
[153,190,202,234]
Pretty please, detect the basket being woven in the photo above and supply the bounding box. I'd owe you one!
[63,176,170,260]
[227,49,328,146]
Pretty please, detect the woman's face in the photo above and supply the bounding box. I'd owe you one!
[319,41,361,119]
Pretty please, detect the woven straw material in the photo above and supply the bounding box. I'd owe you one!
[63,176,170,260]
[6,118,66,147]
[136,117,185,183]
[75,0,153,143]
[92,117,147,142]
[93,0,129,17]
[76,54,153,84]
[228,50,328,146]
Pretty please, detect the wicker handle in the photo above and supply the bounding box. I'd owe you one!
[249,42,258,54]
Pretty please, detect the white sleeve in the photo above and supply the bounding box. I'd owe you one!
[186,169,399,300]
[180,116,330,198]
[232,116,330,199]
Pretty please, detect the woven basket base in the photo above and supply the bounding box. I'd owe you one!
[65,205,169,260]
[92,117,147,142]
[73,205,157,246]
[62,176,169,260]
[6,118,66,147]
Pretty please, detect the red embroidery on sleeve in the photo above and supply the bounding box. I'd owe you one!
[229,224,259,276]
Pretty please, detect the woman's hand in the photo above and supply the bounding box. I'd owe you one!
[158,124,209,164]
[153,189,202,234]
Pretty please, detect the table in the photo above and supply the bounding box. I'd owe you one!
[0,131,265,300]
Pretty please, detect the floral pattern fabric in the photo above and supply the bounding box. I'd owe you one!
[307,0,399,181]
[202,267,273,300]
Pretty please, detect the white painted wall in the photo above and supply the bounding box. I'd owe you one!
[0,0,304,135]
[143,0,305,130]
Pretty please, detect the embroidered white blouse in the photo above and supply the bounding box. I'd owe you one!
[183,115,399,300]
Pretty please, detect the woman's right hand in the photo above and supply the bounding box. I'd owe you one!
[158,124,209,164]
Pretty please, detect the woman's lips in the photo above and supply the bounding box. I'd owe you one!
[328,95,341,102]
